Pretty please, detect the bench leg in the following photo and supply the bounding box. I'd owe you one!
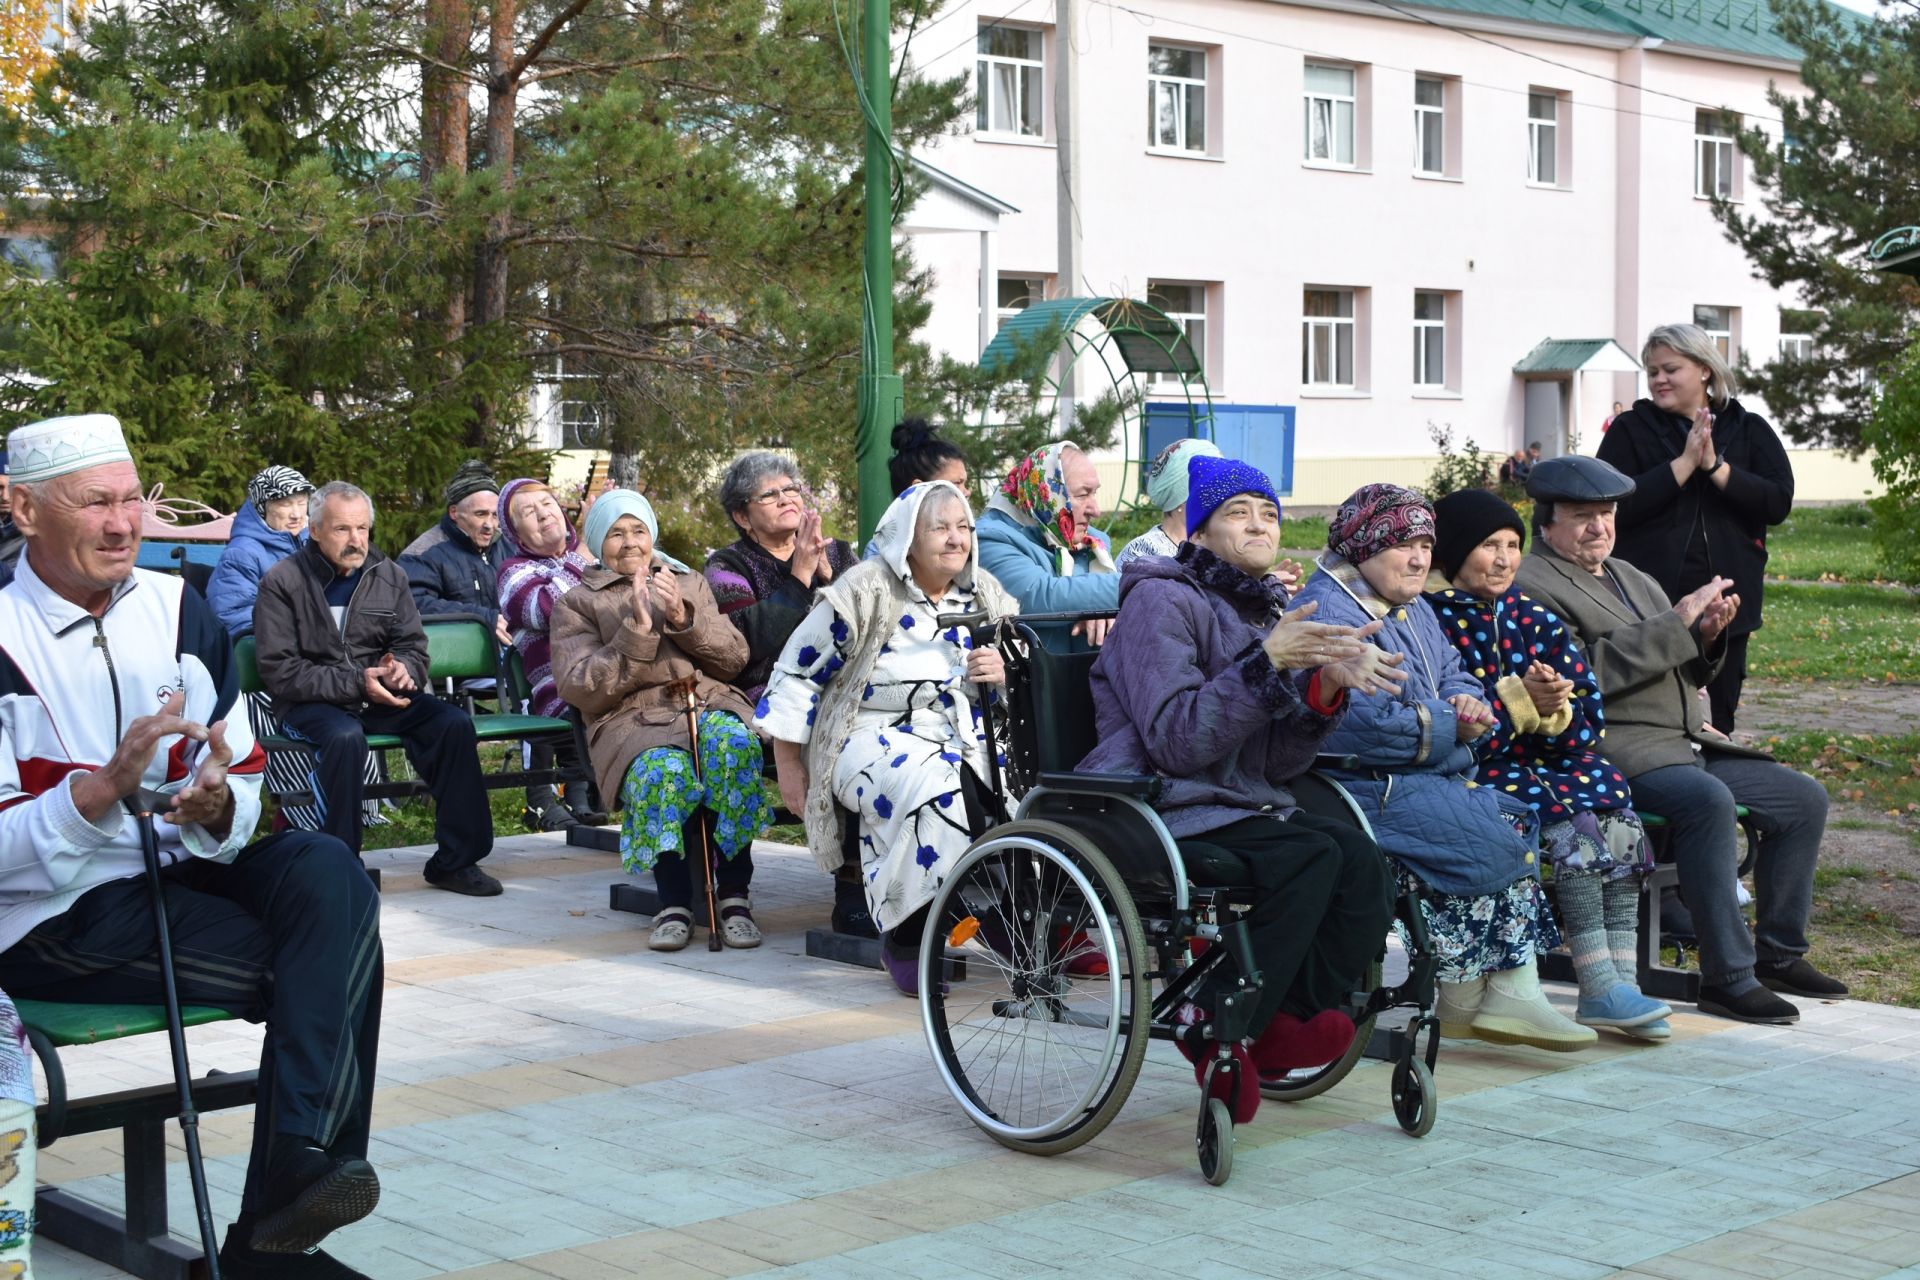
[35,1120,209,1280]
[1637,868,1701,1005]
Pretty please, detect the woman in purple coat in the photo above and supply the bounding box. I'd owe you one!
[1079,456,1403,1123]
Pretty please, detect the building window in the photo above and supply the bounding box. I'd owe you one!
[1527,91,1560,185]
[1693,304,1737,359]
[976,26,1044,138]
[1147,45,1207,153]
[0,236,57,282]
[1303,288,1356,387]
[1778,308,1819,362]
[1304,63,1356,166]
[1695,110,1738,199]
[1414,76,1445,176]
[996,275,1047,330]
[1413,291,1447,386]
[1147,280,1208,383]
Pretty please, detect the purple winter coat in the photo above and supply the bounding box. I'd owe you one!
[1077,545,1341,839]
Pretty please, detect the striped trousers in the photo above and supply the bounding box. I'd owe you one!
[0,832,382,1215]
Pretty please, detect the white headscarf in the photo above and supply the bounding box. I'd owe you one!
[869,480,979,594]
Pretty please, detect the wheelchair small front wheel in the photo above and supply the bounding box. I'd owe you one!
[1196,1097,1233,1185]
[1391,1055,1436,1138]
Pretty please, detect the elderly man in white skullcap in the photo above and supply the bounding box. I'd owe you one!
[0,415,384,1278]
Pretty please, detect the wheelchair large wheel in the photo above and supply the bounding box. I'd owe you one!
[1260,960,1382,1104]
[922,820,1151,1156]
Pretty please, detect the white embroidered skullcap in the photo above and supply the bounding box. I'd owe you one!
[7,414,135,485]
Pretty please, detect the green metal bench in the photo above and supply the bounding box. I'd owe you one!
[1540,804,1758,1003]
[20,999,258,1279]
[234,620,587,808]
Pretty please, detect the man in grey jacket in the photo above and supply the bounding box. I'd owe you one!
[1515,456,1843,1026]
[254,481,499,895]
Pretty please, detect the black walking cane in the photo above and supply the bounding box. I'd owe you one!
[676,680,725,953]
[128,786,224,1279]
[935,610,1008,827]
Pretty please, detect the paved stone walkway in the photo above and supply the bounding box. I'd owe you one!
[31,832,1920,1279]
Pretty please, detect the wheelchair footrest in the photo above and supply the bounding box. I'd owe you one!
[803,929,968,980]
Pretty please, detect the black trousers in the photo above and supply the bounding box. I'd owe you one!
[652,812,754,910]
[1706,631,1750,734]
[281,693,493,873]
[0,831,382,1215]
[1177,811,1396,1036]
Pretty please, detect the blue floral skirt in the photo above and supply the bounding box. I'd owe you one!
[617,712,769,875]
[1397,864,1564,984]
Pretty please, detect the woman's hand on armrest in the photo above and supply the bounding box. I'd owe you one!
[772,738,809,813]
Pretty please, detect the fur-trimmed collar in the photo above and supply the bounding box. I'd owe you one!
[1175,542,1288,617]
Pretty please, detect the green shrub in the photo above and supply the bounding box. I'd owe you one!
[1865,340,1920,584]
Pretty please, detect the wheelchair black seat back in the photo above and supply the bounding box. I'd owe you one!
[915,614,1442,1185]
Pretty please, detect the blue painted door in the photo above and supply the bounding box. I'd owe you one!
[1143,402,1296,496]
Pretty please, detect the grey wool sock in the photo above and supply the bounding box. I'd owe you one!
[1555,869,1620,999]
[1603,874,1642,979]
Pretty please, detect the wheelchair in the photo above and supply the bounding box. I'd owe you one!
[913,614,1442,1185]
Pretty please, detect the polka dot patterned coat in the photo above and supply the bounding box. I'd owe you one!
[1425,586,1633,821]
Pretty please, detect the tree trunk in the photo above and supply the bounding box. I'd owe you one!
[469,0,517,445]
[420,0,470,339]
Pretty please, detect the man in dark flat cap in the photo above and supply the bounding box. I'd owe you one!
[1515,455,1843,1029]
[401,460,509,645]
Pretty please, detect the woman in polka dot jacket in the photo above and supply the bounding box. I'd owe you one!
[1428,488,1671,1041]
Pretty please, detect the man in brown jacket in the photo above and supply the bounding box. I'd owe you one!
[254,481,500,895]
[1516,456,1842,1028]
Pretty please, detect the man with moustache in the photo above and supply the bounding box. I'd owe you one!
[254,481,499,895]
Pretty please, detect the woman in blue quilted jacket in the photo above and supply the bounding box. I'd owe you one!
[1294,484,1594,1053]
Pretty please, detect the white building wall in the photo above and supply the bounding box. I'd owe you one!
[905,0,1879,503]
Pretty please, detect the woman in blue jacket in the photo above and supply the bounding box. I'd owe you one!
[206,465,313,638]
[1295,483,1594,1053]
[975,442,1118,652]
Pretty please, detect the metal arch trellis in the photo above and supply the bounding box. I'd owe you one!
[977,295,1215,513]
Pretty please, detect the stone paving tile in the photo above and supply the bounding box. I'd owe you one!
[29,835,1920,1279]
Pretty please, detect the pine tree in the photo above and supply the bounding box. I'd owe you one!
[1713,0,1919,450]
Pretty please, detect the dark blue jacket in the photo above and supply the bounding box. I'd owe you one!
[399,515,505,630]
[206,503,301,639]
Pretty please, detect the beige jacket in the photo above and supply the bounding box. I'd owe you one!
[551,563,757,804]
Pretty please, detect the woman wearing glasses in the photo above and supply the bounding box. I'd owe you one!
[703,452,864,928]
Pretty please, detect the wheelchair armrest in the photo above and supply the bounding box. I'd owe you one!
[1036,771,1161,802]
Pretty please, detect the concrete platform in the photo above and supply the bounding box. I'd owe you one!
[31,831,1920,1279]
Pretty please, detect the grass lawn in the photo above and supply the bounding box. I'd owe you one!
[1746,583,1920,682]
[1765,504,1900,585]
[1764,731,1920,827]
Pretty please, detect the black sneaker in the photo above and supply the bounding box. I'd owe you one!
[424,864,504,897]
[222,1224,372,1278]
[831,877,878,939]
[1756,957,1849,999]
[522,801,579,833]
[1697,983,1800,1025]
[248,1150,381,1255]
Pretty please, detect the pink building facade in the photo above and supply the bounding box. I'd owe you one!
[902,0,1880,504]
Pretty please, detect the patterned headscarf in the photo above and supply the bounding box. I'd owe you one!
[246,465,314,517]
[1327,483,1436,565]
[986,441,1114,577]
[497,478,578,559]
[1145,437,1222,513]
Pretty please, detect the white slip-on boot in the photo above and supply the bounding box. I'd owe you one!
[1435,976,1488,1038]
[1471,962,1598,1052]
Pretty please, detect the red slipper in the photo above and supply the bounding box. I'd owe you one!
[1251,1009,1356,1077]
[1176,1035,1261,1125]
[1056,928,1110,977]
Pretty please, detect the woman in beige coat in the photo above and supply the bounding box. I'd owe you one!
[552,489,769,951]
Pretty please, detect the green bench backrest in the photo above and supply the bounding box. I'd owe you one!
[234,621,499,693]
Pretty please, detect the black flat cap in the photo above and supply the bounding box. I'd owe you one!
[1526,455,1636,504]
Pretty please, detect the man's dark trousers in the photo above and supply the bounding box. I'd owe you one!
[281,691,494,874]
[0,831,382,1216]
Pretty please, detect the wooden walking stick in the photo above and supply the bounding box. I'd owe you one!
[678,678,724,952]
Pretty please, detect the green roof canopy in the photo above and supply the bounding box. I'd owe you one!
[1514,338,1641,375]
[1869,226,1920,280]
[1384,0,1870,64]
[980,297,1203,378]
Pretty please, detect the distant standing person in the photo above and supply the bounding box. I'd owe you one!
[1603,401,1624,433]
[1597,323,1793,732]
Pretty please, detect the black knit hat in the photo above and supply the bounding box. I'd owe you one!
[1432,488,1527,581]
[443,459,499,507]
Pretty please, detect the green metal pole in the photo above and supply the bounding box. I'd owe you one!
[856,0,902,544]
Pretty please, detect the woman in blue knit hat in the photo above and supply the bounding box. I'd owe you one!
[1081,454,1403,1124]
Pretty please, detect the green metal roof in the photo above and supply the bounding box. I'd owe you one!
[1514,338,1631,373]
[1869,226,1920,280]
[979,296,1203,377]
[1381,0,1872,64]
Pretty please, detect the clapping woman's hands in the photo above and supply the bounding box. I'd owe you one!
[1261,599,1372,672]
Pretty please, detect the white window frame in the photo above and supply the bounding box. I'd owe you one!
[976,25,1045,139]
[1777,333,1814,362]
[1147,44,1207,154]
[1303,63,1357,168]
[1147,280,1208,386]
[1413,76,1445,177]
[995,275,1047,330]
[1693,304,1736,359]
[1302,288,1357,388]
[1695,110,1738,199]
[1527,91,1559,186]
[1413,291,1447,387]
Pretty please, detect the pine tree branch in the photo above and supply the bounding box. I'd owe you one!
[509,0,598,84]
[520,51,689,84]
